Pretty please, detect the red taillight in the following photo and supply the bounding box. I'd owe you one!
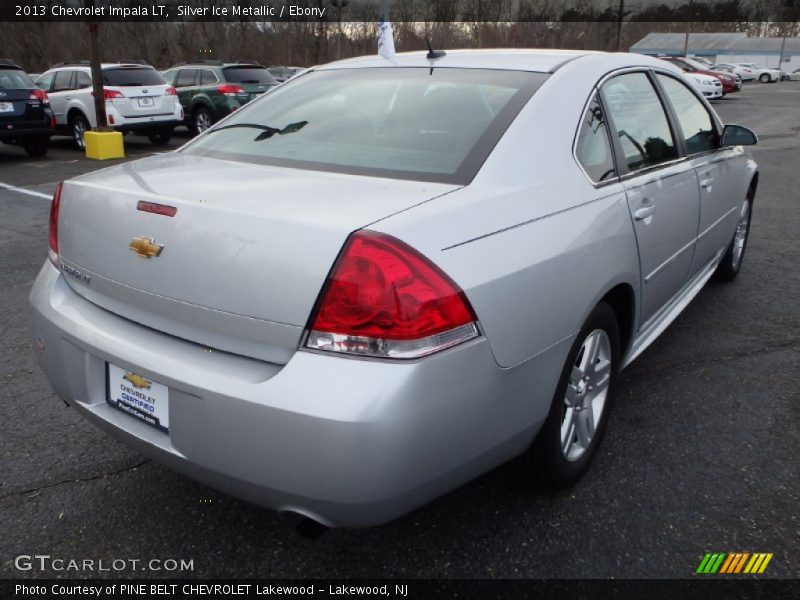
[29,89,49,104]
[48,183,63,265]
[217,84,244,96]
[108,113,115,125]
[137,200,177,217]
[50,114,55,129]
[305,231,479,359]
[92,88,124,100]
[165,86,177,96]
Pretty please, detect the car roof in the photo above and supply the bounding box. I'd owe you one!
[317,49,598,73]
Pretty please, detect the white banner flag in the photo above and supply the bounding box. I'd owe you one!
[378,16,396,62]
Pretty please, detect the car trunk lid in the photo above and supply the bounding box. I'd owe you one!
[57,154,458,363]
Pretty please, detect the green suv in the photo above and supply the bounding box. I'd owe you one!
[161,61,278,135]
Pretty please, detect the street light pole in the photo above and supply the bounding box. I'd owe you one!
[88,20,108,130]
[330,0,349,60]
[616,0,624,52]
[683,0,693,57]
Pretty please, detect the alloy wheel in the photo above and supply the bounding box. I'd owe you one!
[561,329,612,461]
[195,111,211,133]
[731,200,751,271]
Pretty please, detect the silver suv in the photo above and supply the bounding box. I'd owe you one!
[35,61,183,149]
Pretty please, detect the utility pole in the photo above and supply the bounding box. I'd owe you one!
[683,0,693,57]
[616,0,624,52]
[88,20,108,130]
[330,0,349,60]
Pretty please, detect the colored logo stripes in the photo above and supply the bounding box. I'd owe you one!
[696,552,773,574]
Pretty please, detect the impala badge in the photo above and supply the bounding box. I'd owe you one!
[129,236,163,258]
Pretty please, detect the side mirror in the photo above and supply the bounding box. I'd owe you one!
[721,124,757,146]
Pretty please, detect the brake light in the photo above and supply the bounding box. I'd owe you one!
[48,183,63,266]
[305,231,479,359]
[217,84,244,96]
[29,89,49,104]
[165,86,177,96]
[92,88,124,100]
[50,114,55,129]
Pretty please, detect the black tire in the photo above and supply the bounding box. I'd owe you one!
[759,73,770,83]
[523,302,621,489]
[189,107,212,136]
[147,128,173,146]
[69,113,91,150]
[713,197,753,282]
[23,139,49,157]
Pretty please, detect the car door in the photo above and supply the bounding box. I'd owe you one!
[48,70,75,125]
[654,73,741,277]
[174,68,199,109]
[600,71,701,326]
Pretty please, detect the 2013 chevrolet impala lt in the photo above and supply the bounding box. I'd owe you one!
[29,50,758,527]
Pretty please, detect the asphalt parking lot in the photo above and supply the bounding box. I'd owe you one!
[1,83,798,580]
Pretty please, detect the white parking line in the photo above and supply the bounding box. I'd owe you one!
[0,181,53,200]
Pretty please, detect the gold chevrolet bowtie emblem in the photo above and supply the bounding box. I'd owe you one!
[129,236,163,258]
[123,372,152,390]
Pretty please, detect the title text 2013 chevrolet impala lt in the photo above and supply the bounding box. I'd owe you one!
[29,50,758,527]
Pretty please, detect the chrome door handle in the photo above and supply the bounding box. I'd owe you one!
[633,203,655,222]
[700,178,714,189]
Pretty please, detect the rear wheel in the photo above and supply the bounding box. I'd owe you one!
[23,139,49,157]
[523,302,620,489]
[70,114,90,150]
[713,197,752,281]
[147,128,173,146]
[759,73,770,83]
[189,107,212,136]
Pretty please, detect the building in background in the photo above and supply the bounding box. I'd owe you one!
[631,33,800,71]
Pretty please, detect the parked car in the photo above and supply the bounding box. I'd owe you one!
[735,63,781,83]
[35,61,182,149]
[787,68,800,81]
[0,59,53,157]
[689,56,714,67]
[659,56,741,93]
[268,66,302,83]
[713,62,756,81]
[30,50,758,527]
[685,72,724,99]
[161,61,278,135]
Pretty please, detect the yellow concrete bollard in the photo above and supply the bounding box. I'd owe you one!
[84,130,125,160]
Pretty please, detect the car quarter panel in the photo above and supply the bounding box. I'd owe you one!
[372,57,644,368]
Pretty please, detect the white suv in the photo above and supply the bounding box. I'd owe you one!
[35,61,183,149]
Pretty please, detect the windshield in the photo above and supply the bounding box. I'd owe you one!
[223,66,277,85]
[103,67,165,86]
[183,67,547,184]
[0,68,34,89]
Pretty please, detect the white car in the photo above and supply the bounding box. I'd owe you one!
[789,68,800,82]
[35,62,183,149]
[686,72,724,99]
[714,63,756,82]
[735,63,781,83]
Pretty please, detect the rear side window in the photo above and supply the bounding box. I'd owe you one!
[175,69,197,88]
[76,71,92,89]
[53,70,73,92]
[575,94,616,182]
[0,68,34,89]
[222,67,277,85]
[656,74,718,154]
[102,67,165,87]
[601,72,678,173]
[199,70,218,85]
[35,72,54,91]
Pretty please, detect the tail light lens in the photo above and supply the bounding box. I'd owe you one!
[92,88,124,100]
[165,86,177,96]
[48,183,63,266]
[217,84,244,96]
[305,231,479,359]
[29,89,49,104]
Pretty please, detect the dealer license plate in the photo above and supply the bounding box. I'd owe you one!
[107,363,169,432]
[0,102,13,113]
[137,97,155,108]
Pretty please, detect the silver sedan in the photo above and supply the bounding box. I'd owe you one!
[29,50,758,527]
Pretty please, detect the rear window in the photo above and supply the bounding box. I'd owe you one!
[102,67,165,87]
[0,68,34,89]
[222,66,277,85]
[184,68,547,184]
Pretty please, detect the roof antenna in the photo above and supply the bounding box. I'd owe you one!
[426,39,446,60]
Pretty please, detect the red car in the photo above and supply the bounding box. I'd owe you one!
[659,56,741,94]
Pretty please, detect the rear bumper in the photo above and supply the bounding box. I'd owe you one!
[28,262,561,526]
[114,119,182,133]
[0,119,52,142]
